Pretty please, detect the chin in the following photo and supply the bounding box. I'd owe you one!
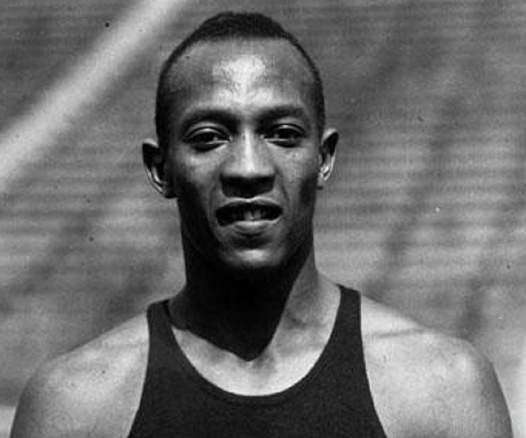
[220,248,289,277]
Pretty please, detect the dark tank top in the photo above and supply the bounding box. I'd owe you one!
[128,287,387,437]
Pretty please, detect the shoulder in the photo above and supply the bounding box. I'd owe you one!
[359,294,513,438]
[10,314,149,438]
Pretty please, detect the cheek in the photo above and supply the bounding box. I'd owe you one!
[171,152,218,197]
[285,155,319,204]
[298,175,319,213]
[171,165,212,221]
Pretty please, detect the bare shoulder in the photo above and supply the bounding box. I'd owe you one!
[360,295,513,438]
[10,314,149,438]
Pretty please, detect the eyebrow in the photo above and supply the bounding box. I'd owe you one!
[257,105,311,128]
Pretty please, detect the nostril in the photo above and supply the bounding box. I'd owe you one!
[221,174,274,198]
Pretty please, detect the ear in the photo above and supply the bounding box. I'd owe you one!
[142,139,177,198]
[317,128,338,189]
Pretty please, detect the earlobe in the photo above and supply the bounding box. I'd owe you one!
[317,128,338,189]
[142,139,176,198]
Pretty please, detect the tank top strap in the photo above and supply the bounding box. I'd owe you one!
[146,299,179,363]
[319,285,364,378]
[127,300,186,438]
[329,286,387,437]
[336,285,361,332]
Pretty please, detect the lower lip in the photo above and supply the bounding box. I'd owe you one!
[223,218,279,235]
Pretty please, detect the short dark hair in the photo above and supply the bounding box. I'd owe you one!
[155,11,326,149]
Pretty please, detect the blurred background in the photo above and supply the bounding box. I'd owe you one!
[0,0,525,436]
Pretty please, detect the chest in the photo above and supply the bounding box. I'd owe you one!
[174,330,328,396]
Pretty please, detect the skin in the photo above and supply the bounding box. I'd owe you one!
[10,38,513,438]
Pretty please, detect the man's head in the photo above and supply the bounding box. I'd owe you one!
[144,12,338,276]
[155,12,326,151]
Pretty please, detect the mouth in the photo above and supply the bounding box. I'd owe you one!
[216,202,282,226]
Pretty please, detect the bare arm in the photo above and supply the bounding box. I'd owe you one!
[398,339,513,438]
[438,345,513,438]
[10,363,93,438]
[10,318,148,438]
[363,299,513,438]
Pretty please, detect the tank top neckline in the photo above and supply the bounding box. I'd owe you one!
[155,285,358,406]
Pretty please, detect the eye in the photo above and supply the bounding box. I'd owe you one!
[266,125,304,147]
[184,128,228,150]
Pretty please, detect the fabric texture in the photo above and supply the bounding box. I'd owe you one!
[128,286,387,437]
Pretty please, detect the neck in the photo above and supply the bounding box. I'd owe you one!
[170,239,326,360]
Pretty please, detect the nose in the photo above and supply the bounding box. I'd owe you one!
[221,132,275,198]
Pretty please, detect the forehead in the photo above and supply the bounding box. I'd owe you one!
[164,39,316,114]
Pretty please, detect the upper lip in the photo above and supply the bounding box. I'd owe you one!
[216,199,283,225]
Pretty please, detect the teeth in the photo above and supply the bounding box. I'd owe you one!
[217,204,281,225]
[244,208,262,221]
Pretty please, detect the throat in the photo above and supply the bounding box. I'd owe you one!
[169,287,289,361]
[174,246,334,362]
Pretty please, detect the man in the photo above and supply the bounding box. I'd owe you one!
[10,12,512,438]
